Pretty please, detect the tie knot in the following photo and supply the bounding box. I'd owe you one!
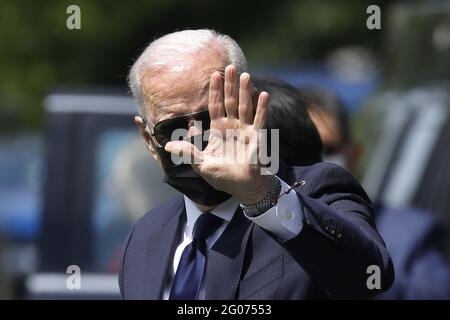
[193,213,223,241]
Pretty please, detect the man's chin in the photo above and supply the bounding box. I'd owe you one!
[191,199,220,213]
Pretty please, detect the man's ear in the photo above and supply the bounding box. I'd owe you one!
[134,116,158,162]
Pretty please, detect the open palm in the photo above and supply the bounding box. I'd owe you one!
[165,65,271,205]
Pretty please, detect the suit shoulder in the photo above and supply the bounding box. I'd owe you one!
[291,162,371,202]
[292,161,359,183]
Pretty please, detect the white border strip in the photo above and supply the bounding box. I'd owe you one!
[26,273,120,296]
[44,94,137,115]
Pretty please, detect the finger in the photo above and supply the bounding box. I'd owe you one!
[252,87,259,118]
[164,140,203,166]
[238,72,254,125]
[253,91,269,129]
[208,71,225,120]
[224,65,238,118]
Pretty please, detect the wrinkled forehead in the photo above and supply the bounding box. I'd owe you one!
[144,74,209,124]
[141,58,224,125]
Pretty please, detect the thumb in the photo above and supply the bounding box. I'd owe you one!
[164,141,202,166]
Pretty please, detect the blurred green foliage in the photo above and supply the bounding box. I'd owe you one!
[384,1,450,86]
[0,0,388,130]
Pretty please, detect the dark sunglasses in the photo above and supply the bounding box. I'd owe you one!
[144,109,211,148]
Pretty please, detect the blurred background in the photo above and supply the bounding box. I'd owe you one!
[0,0,449,299]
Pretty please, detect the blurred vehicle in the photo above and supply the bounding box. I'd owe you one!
[24,89,180,299]
[0,133,43,299]
[355,2,450,257]
[0,134,42,242]
[356,85,450,255]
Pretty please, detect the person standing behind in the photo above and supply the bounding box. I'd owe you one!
[303,87,450,299]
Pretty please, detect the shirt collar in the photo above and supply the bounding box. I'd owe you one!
[183,195,239,237]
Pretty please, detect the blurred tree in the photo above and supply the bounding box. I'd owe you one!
[0,0,390,130]
[384,1,450,86]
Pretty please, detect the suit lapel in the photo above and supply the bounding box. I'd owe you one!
[142,197,185,299]
[204,207,254,299]
[203,161,293,299]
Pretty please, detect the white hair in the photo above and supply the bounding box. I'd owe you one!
[128,29,247,117]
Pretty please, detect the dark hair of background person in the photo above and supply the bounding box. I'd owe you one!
[253,76,322,166]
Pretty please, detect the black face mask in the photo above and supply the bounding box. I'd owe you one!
[162,162,231,206]
[147,110,232,206]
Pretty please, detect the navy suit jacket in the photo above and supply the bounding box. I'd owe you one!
[375,205,450,299]
[119,162,394,299]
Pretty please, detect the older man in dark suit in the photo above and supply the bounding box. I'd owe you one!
[119,29,394,299]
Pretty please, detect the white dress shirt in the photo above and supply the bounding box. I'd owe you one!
[162,176,303,299]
